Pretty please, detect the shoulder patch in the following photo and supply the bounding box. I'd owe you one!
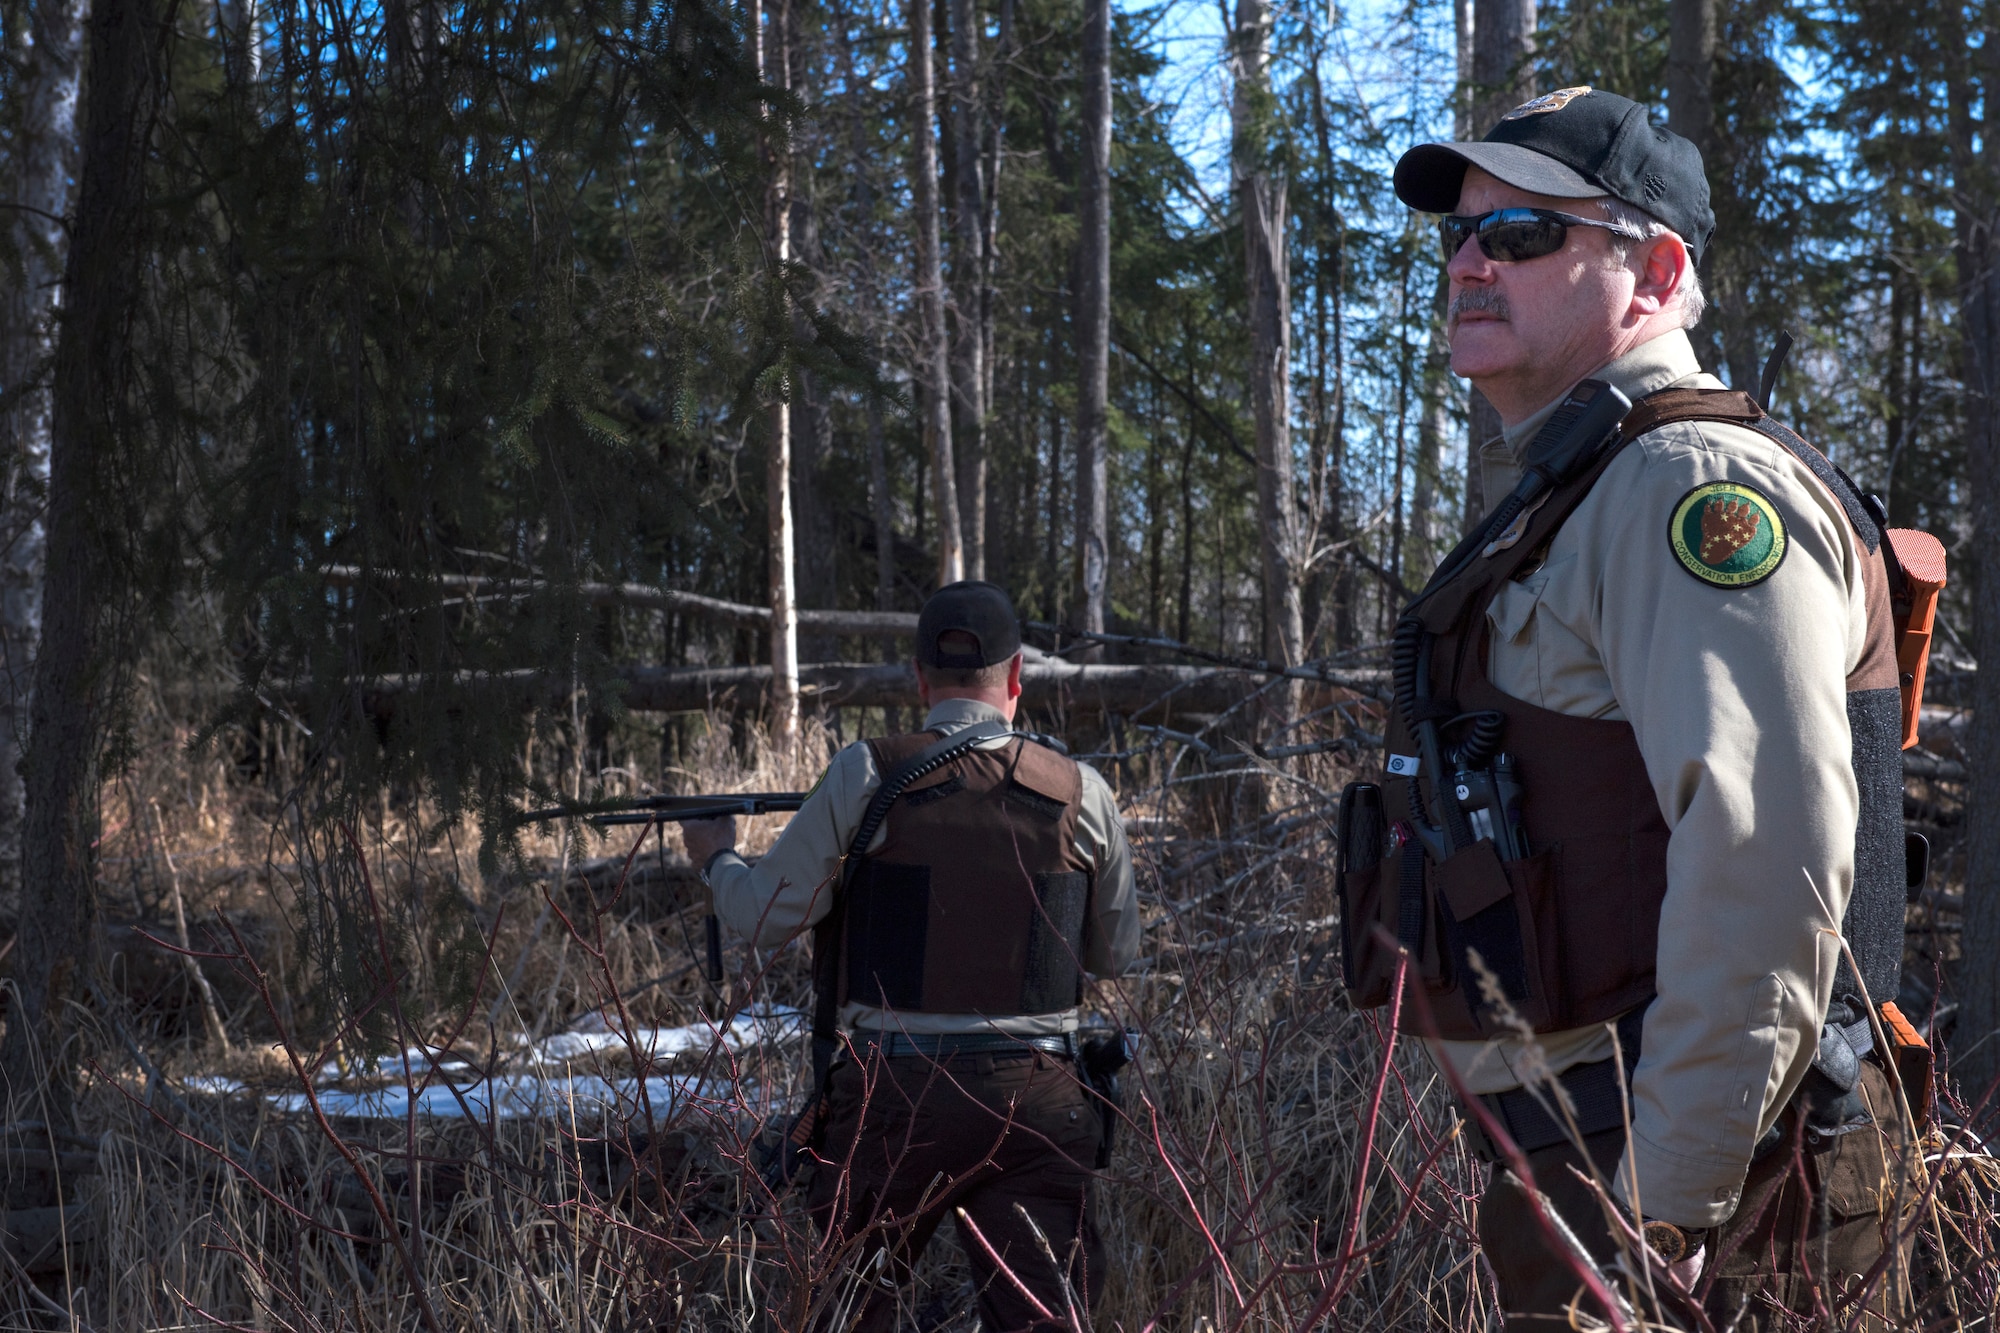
[1669,481,1788,588]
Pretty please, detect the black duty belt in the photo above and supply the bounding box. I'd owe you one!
[856,1031,1077,1061]
[1476,1053,1631,1155]
[1472,1012,1881,1158]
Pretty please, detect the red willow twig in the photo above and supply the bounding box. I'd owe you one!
[1373,924,1635,1333]
[955,1206,1061,1323]
[1145,1096,1249,1307]
[222,900,450,1333]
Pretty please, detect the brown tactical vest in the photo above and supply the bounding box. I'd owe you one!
[840,731,1096,1016]
[1343,389,1908,1040]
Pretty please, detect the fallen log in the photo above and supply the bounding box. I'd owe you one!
[3,1204,91,1275]
[319,566,917,638]
[326,661,1301,720]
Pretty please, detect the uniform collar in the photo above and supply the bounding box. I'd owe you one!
[1476,329,1720,511]
[922,697,1012,730]
[1500,328,1712,457]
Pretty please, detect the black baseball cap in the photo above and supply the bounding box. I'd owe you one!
[1394,86,1714,263]
[916,581,1022,669]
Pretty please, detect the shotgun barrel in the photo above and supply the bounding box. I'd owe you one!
[516,792,807,827]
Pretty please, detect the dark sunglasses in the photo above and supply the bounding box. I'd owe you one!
[1439,207,1641,264]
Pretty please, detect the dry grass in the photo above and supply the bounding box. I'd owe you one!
[10,700,1996,1331]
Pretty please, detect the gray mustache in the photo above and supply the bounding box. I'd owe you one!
[1449,290,1511,325]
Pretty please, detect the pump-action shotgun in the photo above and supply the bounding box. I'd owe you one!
[516,792,807,982]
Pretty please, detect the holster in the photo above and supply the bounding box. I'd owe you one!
[758,1037,840,1194]
[1078,1029,1133,1169]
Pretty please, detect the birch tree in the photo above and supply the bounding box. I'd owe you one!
[1075,0,1110,638]
[1461,0,1535,532]
[757,0,800,742]
[911,0,964,588]
[949,0,988,579]
[1231,0,1303,665]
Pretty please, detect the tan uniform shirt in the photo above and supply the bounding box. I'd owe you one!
[708,697,1141,1036]
[1430,329,1867,1227]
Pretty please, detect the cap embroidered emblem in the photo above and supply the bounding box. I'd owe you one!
[1502,86,1593,120]
[1669,482,1788,588]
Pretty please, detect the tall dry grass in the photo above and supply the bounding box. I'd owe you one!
[13,701,1997,1331]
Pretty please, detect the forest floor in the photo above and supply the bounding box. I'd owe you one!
[11,701,1998,1331]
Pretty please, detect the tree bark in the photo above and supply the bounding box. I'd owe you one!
[1667,0,1724,375]
[833,7,902,624]
[0,0,89,918]
[1232,0,1303,667]
[948,0,987,578]
[1074,0,1110,641]
[216,0,258,83]
[2,0,155,1123]
[1953,8,2000,1099]
[909,0,964,588]
[1666,0,1715,157]
[756,0,799,745]
[1461,0,1534,533]
[978,0,1014,584]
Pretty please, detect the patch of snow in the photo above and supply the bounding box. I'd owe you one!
[262,1005,805,1124]
[529,1005,804,1066]
[271,1073,734,1124]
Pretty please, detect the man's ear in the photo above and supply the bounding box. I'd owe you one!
[914,658,932,707]
[1006,651,1024,700]
[1631,231,1689,317]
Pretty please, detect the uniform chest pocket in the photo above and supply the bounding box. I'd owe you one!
[1484,552,1580,645]
[1487,571,1549,643]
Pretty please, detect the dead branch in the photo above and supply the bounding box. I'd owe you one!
[319,566,917,638]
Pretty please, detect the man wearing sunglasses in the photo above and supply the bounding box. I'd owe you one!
[1377,88,1915,1329]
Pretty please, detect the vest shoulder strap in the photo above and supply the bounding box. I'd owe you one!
[1618,387,1883,555]
[1009,733,1083,807]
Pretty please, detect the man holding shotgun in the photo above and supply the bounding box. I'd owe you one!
[682,580,1139,1333]
[1335,88,1935,1328]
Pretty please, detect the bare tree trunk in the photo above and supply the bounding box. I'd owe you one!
[1667,0,1724,374]
[1425,0,1472,533]
[217,0,258,83]
[0,0,88,919]
[1232,0,1303,667]
[832,6,901,622]
[1074,0,1110,639]
[978,0,1014,581]
[910,0,963,588]
[1461,0,1534,533]
[867,393,896,606]
[1667,0,1715,157]
[1954,10,2000,1099]
[1,0,155,1124]
[1300,19,1347,650]
[1454,0,1473,140]
[1470,0,1536,130]
[1414,275,1455,543]
[757,0,799,744]
[948,0,987,579]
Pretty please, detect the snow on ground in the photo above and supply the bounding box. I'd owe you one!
[269,1071,733,1124]
[194,1005,807,1124]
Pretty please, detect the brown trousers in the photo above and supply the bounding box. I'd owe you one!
[807,1049,1104,1333]
[1478,1060,1916,1331]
